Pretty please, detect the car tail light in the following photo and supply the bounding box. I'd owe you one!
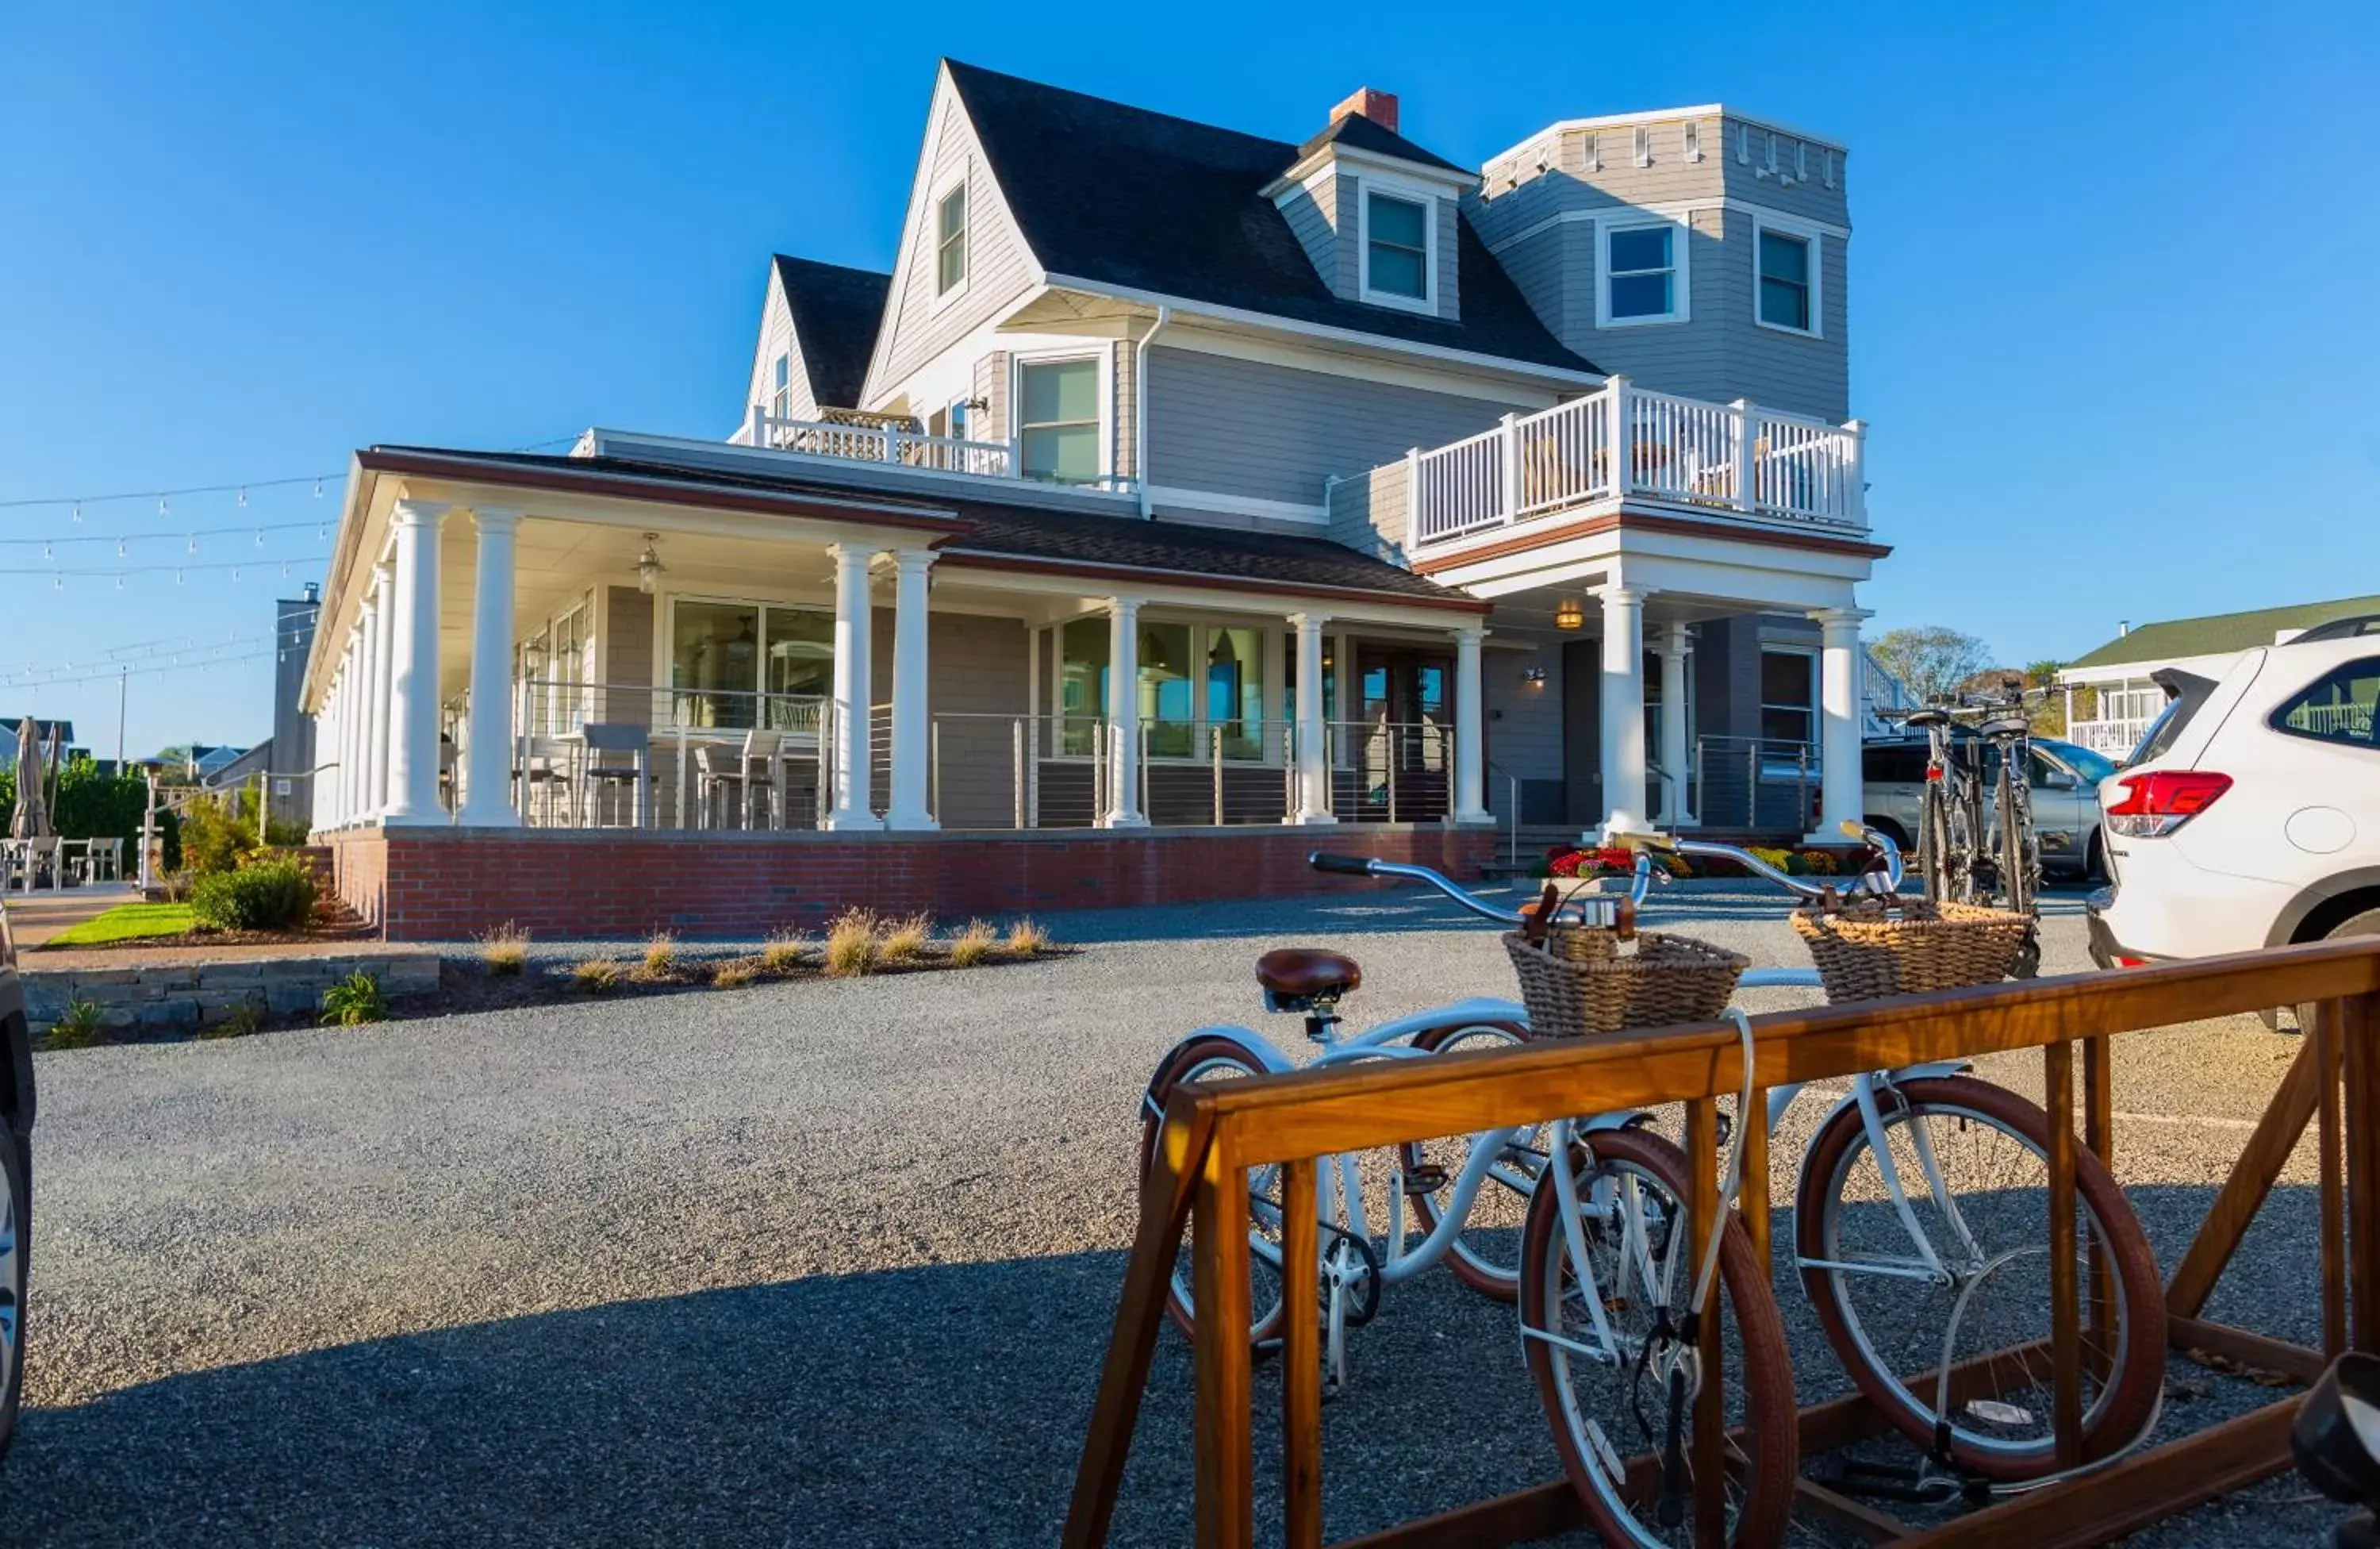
[2105,770,2232,837]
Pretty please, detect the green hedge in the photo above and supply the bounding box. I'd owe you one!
[0,760,178,868]
[189,856,318,932]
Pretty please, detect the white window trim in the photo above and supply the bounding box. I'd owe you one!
[1757,642,1820,777]
[929,171,972,313]
[1353,173,1441,315]
[1010,347,1115,486]
[1595,214,1691,329]
[1751,211,1825,339]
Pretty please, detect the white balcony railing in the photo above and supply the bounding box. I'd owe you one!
[747,406,1019,479]
[1406,375,1867,550]
[2067,717,2155,759]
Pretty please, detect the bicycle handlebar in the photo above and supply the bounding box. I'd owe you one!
[1306,853,1528,924]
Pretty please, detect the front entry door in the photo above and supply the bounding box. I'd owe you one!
[1354,647,1454,821]
[1562,638,1601,826]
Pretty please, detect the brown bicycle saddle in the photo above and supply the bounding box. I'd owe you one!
[1255,947,1363,1003]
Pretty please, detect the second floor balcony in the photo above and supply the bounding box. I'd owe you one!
[742,405,1137,494]
[1402,377,1868,554]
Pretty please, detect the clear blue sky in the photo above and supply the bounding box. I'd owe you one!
[4,1,2375,755]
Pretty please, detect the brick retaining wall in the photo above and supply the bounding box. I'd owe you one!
[322,824,1495,940]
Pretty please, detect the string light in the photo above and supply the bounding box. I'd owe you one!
[71,501,81,524]
[40,542,51,561]
[187,533,198,554]
[236,486,248,509]
[159,495,169,517]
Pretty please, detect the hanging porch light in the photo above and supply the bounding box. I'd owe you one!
[635,532,666,594]
[1554,598,1585,631]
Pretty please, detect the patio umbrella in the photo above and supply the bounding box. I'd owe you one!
[42,722,63,830]
[9,719,46,840]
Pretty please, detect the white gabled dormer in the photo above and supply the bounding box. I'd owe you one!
[1262,88,1476,323]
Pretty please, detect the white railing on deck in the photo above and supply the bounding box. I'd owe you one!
[748,406,1019,479]
[2067,716,2155,760]
[1402,375,1867,551]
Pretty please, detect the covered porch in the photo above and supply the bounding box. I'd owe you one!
[301,447,1501,932]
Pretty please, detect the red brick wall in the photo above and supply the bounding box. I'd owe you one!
[324,824,1496,940]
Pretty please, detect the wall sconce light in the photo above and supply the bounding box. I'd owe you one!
[1553,598,1585,631]
[635,532,666,594]
[1522,665,1549,686]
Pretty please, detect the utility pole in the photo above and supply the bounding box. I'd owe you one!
[116,664,128,771]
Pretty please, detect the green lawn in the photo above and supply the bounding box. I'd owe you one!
[43,903,199,948]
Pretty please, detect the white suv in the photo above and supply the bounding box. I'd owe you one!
[2088,619,2380,1001]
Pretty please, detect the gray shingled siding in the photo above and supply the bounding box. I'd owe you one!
[973,351,1009,443]
[1484,623,1566,821]
[1326,460,1410,564]
[1468,113,1851,423]
[873,94,1039,401]
[1143,345,1528,512]
[1112,339,1135,480]
[1434,194,1461,321]
[1277,178,1343,299]
[601,586,654,725]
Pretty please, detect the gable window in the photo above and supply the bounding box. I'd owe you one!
[1018,358,1100,484]
[1603,222,1682,325]
[1363,190,1430,302]
[770,354,792,420]
[935,183,969,296]
[1757,225,1814,332]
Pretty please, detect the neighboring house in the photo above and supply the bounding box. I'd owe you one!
[182,745,251,782]
[2060,593,2380,757]
[269,584,322,830]
[301,63,1887,939]
[0,720,79,772]
[202,740,274,791]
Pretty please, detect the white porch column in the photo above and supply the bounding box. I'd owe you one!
[1595,583,1649,838]
[352,594,380,821]
[1452,623,1491,824]
[367,559,396,817]
[382,498,449,824]
[1288,611,1334,824]
[459,508,522,825]
[1807,605,1874,844]
[345,636,365,824]
[885,548,938,831]
[1658,621,1696,828]
[322,678,341,826]
[824,543,883,830]
[1103,595,1148,828]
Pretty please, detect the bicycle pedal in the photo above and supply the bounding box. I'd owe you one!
[1401,1164,1449,1196]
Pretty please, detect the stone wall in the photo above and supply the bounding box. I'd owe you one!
[24,953,441,1033]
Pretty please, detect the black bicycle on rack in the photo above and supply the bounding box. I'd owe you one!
[1885,682,2047,978]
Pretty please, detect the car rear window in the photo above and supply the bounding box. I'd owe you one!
[2269,656,2380,750]
[1863,743,1929,783]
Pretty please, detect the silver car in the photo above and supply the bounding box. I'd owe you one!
[1861,734,2117,880]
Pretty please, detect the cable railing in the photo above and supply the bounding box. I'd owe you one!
[1695,733,1817,832]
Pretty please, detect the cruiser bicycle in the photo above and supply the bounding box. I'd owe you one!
[1891,686,2048,976]
[1142,825,2166,1547]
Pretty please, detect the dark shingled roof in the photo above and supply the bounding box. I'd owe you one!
[374,448,1476,608]
[943,61,1595,375]
[1296,110,1471,177]
[770,256,890,411]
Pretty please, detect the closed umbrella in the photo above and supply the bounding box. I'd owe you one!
[9,720,46,840]
[42,723,62,832]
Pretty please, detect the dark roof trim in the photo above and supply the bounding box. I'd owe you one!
[355,448,973,536]
[770,256,891,411]
[936,548,1492,613]
[1294,111,1472,178]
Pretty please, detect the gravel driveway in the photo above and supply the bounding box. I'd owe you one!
[0,882,2350,1546]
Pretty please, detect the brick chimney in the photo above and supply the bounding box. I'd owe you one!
[1330,87,1399,134]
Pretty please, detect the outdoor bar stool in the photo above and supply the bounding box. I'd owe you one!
[694,729,785,829]
[518,740,573,827]
[574,723,652,828]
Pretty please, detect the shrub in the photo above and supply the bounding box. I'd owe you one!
[480,922,531,975]
[948,918,998,967]
[46,998,108,1049]
[1797,848,1840,876]
[573,958,622,994]
[158,870,198,903]
[712,958,758,989]
[823,909,878,978]
[877,913,931,964]
[190,856,318,932]
[641,931,678,978]
[178,799,260,878]
[199,1001,266,1040]
[1004,918,1051,955]
[320,971,388,1027]
[760,929,806,974]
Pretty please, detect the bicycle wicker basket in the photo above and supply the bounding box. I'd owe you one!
[1788,896,2033,1003]
[1503,928,1749,1040]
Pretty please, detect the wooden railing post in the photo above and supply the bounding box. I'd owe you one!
[1687,1097,1725,1546]
[1280,1158,1322,1549]
[2345,989,2380,1351]
[2317,998,2348,1359]
[2044,1038,2082,1470]
[1742,1087,1772,1273]
[1193,1147,1255,1549]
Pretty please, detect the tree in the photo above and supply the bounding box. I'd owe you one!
[1870,626,1994,703]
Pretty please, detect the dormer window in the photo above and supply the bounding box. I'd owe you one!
[1364,191,1429,301]
[935,183,969,296]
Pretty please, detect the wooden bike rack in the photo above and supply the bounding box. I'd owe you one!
[1062,936,2380,1548]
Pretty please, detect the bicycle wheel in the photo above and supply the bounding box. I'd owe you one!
[1401,1019,1539,1301]
[1796,1075,2165,1480]
[1520,1126,1797,1548]
[1139,1036,1288,1350]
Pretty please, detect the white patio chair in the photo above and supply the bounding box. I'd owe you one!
[575,723,651,828]
[694,729,785,829]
